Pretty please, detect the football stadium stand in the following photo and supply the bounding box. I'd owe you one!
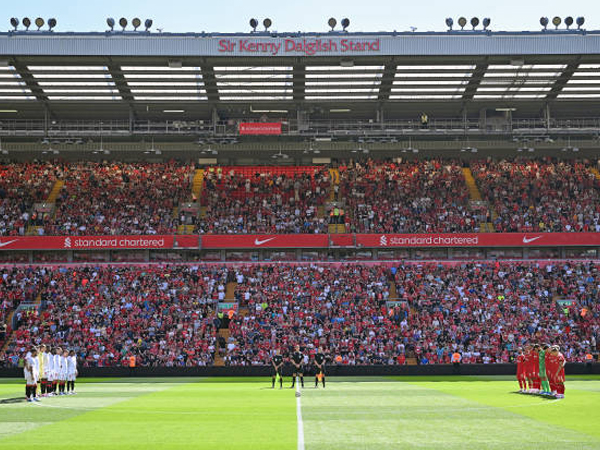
[0,26,599,371]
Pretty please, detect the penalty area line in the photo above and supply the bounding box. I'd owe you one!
[296,376,305,450]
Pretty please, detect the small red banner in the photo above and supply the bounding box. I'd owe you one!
[238,122,282,135]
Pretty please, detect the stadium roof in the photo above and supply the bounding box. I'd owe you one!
[1,30,600,121]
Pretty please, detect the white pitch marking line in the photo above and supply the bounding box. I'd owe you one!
[296,376,305,450]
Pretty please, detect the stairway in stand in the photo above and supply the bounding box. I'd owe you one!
[176,169,204,235]
[47,180,64,203]
[328,168,340,201]
[326,168,346,233]
[389,281,398,300]
[462,167,496,233]
[191,169,204,202]
[27,179,64,235]
[213,281,238,367]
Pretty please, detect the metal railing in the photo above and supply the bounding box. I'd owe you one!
[0,117,599,138]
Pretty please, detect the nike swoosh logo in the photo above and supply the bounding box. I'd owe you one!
[523,236,542,244]
[254,237,277,246]
[0,239,17,248]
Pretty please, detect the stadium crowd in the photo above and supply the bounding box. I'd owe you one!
[42,162,193,236]
[472,158,600,232]
[199,167,330,234]
[0,163,62,236]
[2,158,600,236]
[2,265,221,368]
[339,159,487,233]
[2,262,597,368]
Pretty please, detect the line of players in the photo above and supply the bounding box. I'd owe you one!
[24,345,78,402]
[270,345,327,389]
[516,344,566,399]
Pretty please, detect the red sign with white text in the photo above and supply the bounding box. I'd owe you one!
[356,233,600,248]
[238,122,282,135]
[1,233,599,251]
[0,235,199,251]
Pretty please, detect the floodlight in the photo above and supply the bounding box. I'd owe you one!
[132,18,141,30]
[482,18,491,30]
[328,17,337,31]
[35,17,44,30]
[144,19,153,31]
[471,17,479,29]
[263,18,272,30]
[458,17,467,30]
[576,17,585,29]
[565,16,573,29]
[107,18,115,31]
[445,18,453,30]
[341,18,350,30]
[10,18,19,30]
[552,16,561,29]
[48,18,57,30]
[249,18,258,31]
[119,17,128,30]
[23,17,31,30]
[540,17,549,30]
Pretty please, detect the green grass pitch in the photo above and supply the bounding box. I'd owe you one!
[1,375,599,449]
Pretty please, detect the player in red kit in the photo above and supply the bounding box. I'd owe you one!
[552,346,566,399]
[523,344,533,394]
[546,346,558,396]
[531,344,541,393]
[516,348,527,393]
[525,344,538,393]
[523,344,534,393]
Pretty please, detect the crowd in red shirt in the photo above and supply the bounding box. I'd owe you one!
[199,167,330,234]
[43,162,193,236]
[472,158,600,232]
[2,265,222,367]
[0,261,597,368]
[2,158,600,236]
[0,163,62,236]
[339,159,489,233]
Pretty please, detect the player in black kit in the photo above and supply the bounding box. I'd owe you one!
[271,349,284,389]
[290,345,304,389]
[314,347,326,388]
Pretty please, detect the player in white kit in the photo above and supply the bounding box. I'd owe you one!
[67,350,78,394]
[45,346,55,396]
[52,347,62,395]
[38,344,48,397]
[58,349,68,395]
[24,348,40,402]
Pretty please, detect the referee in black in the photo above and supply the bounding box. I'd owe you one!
[271,349,283,389]
[314,346,326,388]
[290,345,305,389]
